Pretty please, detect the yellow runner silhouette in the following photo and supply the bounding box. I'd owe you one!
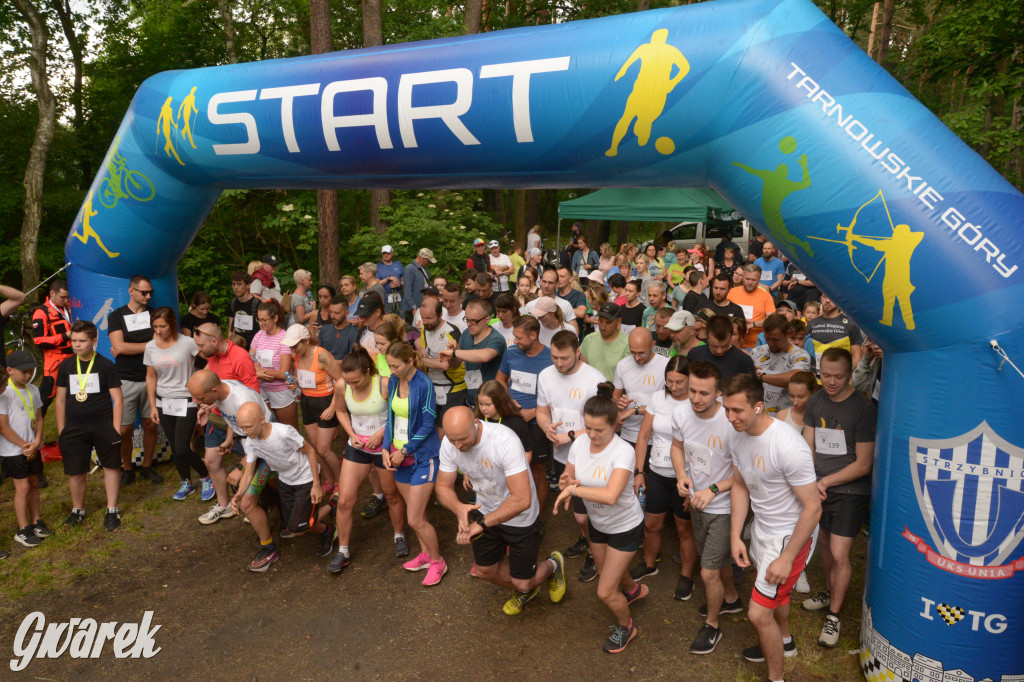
[177,86,199,149]
[156,96,185,165]
[70,191,120,258]
[606,29,689,157]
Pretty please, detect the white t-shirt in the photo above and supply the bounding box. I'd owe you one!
[491,320,515,347]
[490,253,513,291]
[537,362,607,463]
[538,322,576,349]
[568,434,644,534]
[439,421,538,527]
[422,322,460,388]
[727,419,817,537]
[751,343,811,412]
[242,423,313,486]
[522,297,575,325]
[443,309,468,333]
[216,380,273,436]
[613,353,669,443]
[0,384,42,457]
[643,390,687,479]
[250,276,283,302]
[143,335,199,402]
[671,401,735,514]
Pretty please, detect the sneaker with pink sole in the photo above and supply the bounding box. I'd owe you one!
[403,552,431,572]
[422,559,447,586]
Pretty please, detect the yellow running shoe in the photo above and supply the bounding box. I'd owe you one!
[503,586,540,615]
[548,551,566,603]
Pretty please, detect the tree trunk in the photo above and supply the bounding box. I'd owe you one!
[636,0,649,11]
[13,0,55,300]
[465,0,482,34]
[50,0,88,188]
[513,190,528,247]
[218,0,239,63]
[876,0,894,64]
[311,0,339,284]
[362,0,390,234]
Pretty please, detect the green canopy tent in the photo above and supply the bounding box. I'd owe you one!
[555,187,737,252]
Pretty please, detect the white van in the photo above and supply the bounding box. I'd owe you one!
[643,212,754,260]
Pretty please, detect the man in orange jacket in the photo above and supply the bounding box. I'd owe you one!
[31,280,72,416]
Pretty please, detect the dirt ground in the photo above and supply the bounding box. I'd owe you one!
[0,466,865,681]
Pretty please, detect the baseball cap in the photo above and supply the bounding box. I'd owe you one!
[281,324,310,347]
[418,248,437,263]
[686,247,702,254]
[488,240,500,249]
[778,299,799,312]
[586,270,606,284]
[533,297,558,315]
[597,302,620,320]
[262,253,279,267]
[473,238,486,247]
[381,245,393,253]
[695,307,715,323]
[665,310,696,331]
[5,350,37,371]
[354,296,383,318]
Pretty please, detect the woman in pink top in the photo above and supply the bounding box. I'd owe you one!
[251,301,298,428]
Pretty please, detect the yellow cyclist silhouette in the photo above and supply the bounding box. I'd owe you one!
[176,86,199,149]
[606,29,689,157]
[71,191,120,258]
[848,224,923,330]
[156,96,185,165]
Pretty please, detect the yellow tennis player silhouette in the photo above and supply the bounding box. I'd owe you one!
[71,191,120,258]
[176,86,199,149]
[156,96,185,165]
[606,29,690,157]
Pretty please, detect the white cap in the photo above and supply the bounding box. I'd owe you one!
[381,245,393,253]
[665,310,695,331]
[281,324,311,346]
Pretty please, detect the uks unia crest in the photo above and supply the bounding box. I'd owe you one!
[905,422,1024,580]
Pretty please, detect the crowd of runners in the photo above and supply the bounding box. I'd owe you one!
[0,223,881,680]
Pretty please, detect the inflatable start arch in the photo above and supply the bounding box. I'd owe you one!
[66,0,1024,677]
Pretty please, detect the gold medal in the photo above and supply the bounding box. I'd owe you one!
[75,354,97,404]
[76,391,88,402]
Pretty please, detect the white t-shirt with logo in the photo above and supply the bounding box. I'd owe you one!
[490,253,513,291]
[439,421,538,527]
[568,434,644,534]
[751,343,811,412]
[242,422,313,486]
[216,380,273,436]
[727,419,817,537]
[443,309,467,333]
[643,390,687,479]
[536,362,607,464]
[613,353,669,443]
[538,322,576,349]
[671,401,735,514]
[0,384,42,457]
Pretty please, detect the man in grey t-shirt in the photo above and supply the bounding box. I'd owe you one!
[798,347,876,649]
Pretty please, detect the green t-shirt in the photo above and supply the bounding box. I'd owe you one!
[580,331,629,382]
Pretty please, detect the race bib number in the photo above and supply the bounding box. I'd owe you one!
[760,270,774,282]
[162,398,188,417]
[476,484,502,503]
[815,427,848,456]
[553,409,583,433]
[651,440,672,467]
[794,273,807,281]
[255,350,274,368]
[296,369,316,389]
[685,441,712,477]
[740,468,766,501]
[353,414,385,435]
[233,312,253,331]
[434,385,448,406]
[739,304,754,321]
[124,311,151,332]
[465,369,483,390]
[394,417,409,442]
[69,373,100,394]
[387,293,402,304]
[763,383,783,404]
[509,370,537,395]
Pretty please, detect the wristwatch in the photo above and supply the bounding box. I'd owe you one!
[468,509,487,528]
[567,430,576,442]
[709,483,720,495]
[634,406,640,416]
[400,446,409,456]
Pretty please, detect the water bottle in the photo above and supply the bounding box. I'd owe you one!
[284,372,301,399]
[637,484,646,509]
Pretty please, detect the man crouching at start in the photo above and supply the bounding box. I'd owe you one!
[233,402,334,572]
[435,406,566,615]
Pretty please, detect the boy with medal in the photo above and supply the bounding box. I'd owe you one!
[55,320,125,531]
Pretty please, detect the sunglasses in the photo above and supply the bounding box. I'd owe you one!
[135,289,154,296]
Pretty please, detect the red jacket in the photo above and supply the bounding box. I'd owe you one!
[31,298,72,378]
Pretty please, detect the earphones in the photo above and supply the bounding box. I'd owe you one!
[755,407,761,414]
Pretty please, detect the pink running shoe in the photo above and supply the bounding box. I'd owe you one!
[422,559,447,587]
[403,552,431,572]
[469,563,479,578]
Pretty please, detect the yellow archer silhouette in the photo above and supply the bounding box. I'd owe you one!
[71,191,120,258]
[176,86,199,149]
[156,96,185,165]
[606,29,689,157]
[848,224,923,330]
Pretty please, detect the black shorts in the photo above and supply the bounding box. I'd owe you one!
[552,459,587,514]
[436,389,469,421]
[820,492,871,538]
[527,421,551,463]
[59,420,122,475]
[278,480,315,534]
[473,518,543,580]
[300,394,339,428]
[644,468,690,519]
[1,454,44,480]
[343,444,385,469]
[589,520,645,553]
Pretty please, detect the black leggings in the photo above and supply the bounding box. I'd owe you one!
[159,405,208,481]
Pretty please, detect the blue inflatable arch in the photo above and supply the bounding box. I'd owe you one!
[66,0,1024,677]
